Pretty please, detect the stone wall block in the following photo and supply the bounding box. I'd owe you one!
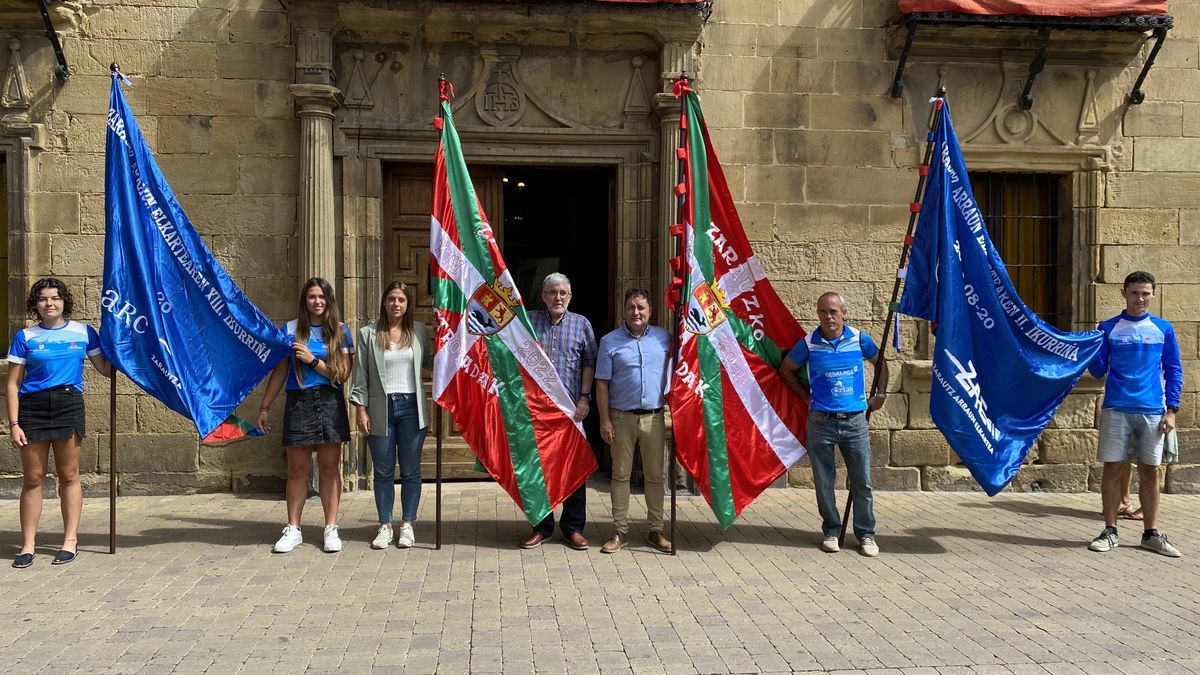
[1095,209,1178,246]
[775,282,875,321]
[138,7,228,42]
[776,204,875,242]
[232,472,286,493]
[175,194,296,236]
[238,156,299,195]
[85,5,144,39]
[1108,172,1200,209]
[890,429,950,466]
[703,22,758,56]
[1037,429,1099,464]
[867,394,907,430]
[744,93,807,129]
[809,94,903,132]
[694,90,744,129]
[99,434,198,473]
[921,465,983,491]
[1047,395,1098,429]
[833,61,894,96]
[1186,103,1200,137]
[817,28,885,61]
[1161,285,1200,322]
[701,55,771,92]
[704,129,775,165]
[82,394,138,434]
[201,437,285,474]
[255,81,296,119]
[1008,464,1090,492]
[118,472,229,496]
[50,76,113,118]
[227,9,290,45]
[52,235,105,276]
[162,42,219,79]
[158,116,213,154]
[212,118,299,157]
[770,58,834,94]
[869,430,890,467]
[1123,102,1184,137]
[1135,137,1200,172]
[806,167,914,205]
[28,192,81,234]
[779,2,862,27]
[755,26,818,58]
[814,243,903,282]
[738,202,775,241]
[743,164,805,204]
[774,129,892,167]
[35,152,104,194]
[1100,245,1200,284]
[787,464,814,488]
[1167,464,1200,494]
[872,466,920,490]
[136,397,195,433]
[156,155,239,194]
[211,235,292,278]
[218,44,295,81]
[1176,429,1199,464]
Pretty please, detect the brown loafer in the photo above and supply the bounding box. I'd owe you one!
[564,530,588,551]
[647,530,672,554]
[600,531,626,554]
[519,531,548,549]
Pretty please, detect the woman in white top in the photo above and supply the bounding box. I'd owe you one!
[350,282,433,549]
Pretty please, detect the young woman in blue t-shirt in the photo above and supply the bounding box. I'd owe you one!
[6,278,112,568]
[255,278,354,554]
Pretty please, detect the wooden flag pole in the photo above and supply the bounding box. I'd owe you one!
[838,87,947,548]
[664,74,693,556]
[435,404,443,551]
[109,371,117,554]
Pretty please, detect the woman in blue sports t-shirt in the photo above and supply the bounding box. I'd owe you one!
[6,278,112,569]
[255,278,354,554]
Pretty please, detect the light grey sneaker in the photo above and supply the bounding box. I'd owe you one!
[1088,528,1119,552]
[1141,531,1182,558]
[273,525,302,553]
[322,524,342,553]
[371,524,393,550]
[859,537,879,557]
[820,536,839,553]
[397,522,415,549]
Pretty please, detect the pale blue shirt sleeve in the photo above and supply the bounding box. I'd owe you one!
[595,333,614,381]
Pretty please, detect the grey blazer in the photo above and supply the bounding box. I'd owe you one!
[349,322,434,434]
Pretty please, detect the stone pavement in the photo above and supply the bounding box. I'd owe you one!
[1,482,1198,674]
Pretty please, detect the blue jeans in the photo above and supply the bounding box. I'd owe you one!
[807,410,875,540]
[367,394,428,523]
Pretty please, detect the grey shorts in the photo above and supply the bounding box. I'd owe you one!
[1097,408,1164,466]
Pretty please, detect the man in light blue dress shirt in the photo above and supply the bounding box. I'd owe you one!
[595,288,672,554]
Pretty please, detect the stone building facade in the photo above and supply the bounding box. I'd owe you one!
[0,0,1195,496]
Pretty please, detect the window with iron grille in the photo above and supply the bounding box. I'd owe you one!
[969,172,1064,328]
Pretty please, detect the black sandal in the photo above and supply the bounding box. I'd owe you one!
[51,549,76,565]
[12,553,33,569]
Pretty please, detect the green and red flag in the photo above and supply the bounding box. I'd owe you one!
[429,79,598,526]
[669,81,809,529]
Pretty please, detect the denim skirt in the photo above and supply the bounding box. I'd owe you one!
[282,385,350,447]
[19,386,86,442]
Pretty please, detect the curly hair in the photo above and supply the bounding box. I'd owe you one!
[25,277,74,320]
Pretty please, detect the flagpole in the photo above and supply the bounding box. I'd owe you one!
[434,74,450,553]
[838,87,947,549]
[109,370,117,554]
[665,74,693,556]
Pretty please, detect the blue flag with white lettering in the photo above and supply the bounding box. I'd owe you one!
[103,74,291,439]
[897,100,1103,495]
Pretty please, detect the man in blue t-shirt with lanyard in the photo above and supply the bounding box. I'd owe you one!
[779,292,888,557]
[1087,270,1183,558]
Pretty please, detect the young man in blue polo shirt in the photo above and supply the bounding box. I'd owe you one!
[1087,271,1183,557]
[779,292,888,557]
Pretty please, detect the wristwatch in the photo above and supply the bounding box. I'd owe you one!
[1167,405,1179,413]
[579,392,592,401]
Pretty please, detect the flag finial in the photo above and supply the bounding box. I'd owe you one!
[671,72,692,99]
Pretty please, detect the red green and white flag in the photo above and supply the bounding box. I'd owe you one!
[429,81,598,526]
[669,82,809,529]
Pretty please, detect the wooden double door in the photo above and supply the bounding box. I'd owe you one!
[382,163,614,478]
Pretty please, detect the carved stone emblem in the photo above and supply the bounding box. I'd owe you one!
[473,50,525,127]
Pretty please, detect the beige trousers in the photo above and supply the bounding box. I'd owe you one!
[609,409,666,534]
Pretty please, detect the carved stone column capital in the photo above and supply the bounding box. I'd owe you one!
[288,83,343,119]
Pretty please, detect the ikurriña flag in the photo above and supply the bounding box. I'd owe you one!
[897,99,1103,495]
[669,82,809,529]
[104,73,291,440]
[429,80,598,526]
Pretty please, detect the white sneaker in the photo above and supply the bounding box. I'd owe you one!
[323,524,342,553]
[273,525,302,553]
[860,537,880,557]
[820,536,839,553]
[397,522,415,549]
[371,524,393,550]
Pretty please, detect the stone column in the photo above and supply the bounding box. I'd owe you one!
[654,42,694,306]
[288,83,342,283]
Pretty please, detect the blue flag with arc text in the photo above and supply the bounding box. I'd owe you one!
[103,75,291,439]
[897,100,1103,495]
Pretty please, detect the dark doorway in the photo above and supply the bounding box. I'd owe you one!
[500,166,615,333]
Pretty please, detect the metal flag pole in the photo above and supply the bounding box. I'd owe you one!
[109,370,117,554]
[838,87,947,549]
[433,74,451,553]
[665,73,693,556]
